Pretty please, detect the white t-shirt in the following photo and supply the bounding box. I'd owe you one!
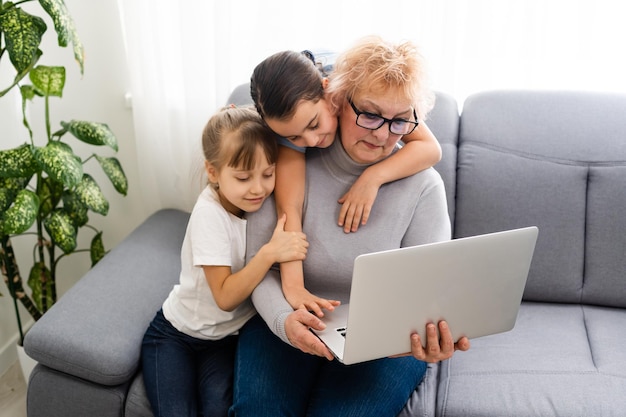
[162,187,256,340]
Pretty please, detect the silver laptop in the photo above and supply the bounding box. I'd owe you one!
[312,226,538,365]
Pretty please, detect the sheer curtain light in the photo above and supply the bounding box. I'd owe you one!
[118,0,626,213]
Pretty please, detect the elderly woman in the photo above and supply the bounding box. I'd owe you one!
[229,36,470,417]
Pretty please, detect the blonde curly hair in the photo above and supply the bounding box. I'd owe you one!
[326,36,434,121]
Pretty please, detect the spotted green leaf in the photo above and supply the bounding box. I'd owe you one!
[43,209,76,253]
[34,141,82,188]
[0,177,29,211]
[0,7,46,74]
[28,261,53,311]
[38,176,64,218]
[0,144,39,178]
[74,174,108,215]
[62,190,88,227]
[61,120,118,151]
[30,65,65,97]
[95,155,128,195]
[20,84,39,101]
[2,190,40,235]
[38,0,85,74]
[0,177,30,191]
[0,189,12,213]
[90,231,107,266]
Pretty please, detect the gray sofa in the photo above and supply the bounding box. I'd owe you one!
[24,87,626,416]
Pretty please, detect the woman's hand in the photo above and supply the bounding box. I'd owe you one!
[284,309,335,360]
[391,321,470,362]
[407,321,470,362]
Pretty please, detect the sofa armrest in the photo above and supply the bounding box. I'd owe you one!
[24,209,189,386]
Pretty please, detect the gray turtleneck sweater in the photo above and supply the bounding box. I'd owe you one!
[245,138,451,345]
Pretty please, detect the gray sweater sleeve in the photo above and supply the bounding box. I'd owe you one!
[245,196,295,344]
[402,170,451,247]
[250,269,293,344]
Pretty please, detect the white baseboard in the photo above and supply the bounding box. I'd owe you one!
[0,320,35,377]
[0,333,19,377]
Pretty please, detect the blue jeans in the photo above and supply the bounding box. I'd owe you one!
[142,309,237,417]
[229,314,427,417]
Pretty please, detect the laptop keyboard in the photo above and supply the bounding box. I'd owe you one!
[337,327,347,338]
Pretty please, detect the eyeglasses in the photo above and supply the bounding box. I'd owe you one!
[348,99,419,135]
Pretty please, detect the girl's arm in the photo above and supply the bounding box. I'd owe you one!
[337,122,441,233]
[204,214,308,312]
[275,146,306,249]
[276,146,340,316]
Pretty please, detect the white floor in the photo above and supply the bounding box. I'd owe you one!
[0,361,27,417]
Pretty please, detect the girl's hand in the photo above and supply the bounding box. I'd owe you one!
[283,286,340,317]
[337,177,380,233]
[267,214,309,263]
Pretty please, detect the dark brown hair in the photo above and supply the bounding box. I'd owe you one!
[250,50,324,121]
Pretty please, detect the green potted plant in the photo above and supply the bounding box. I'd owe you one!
[0,0,128,348]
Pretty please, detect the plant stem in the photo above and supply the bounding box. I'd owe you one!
[45,94,51,141]
[0,244,24,344]
[35,173,47,311]
[13,0,37,7]
[47,244,56,308]
[1,236,43,344]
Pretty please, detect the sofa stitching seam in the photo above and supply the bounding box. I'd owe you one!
[462,141,626,166]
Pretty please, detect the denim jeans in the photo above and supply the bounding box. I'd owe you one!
[142,309,237,417]
[229,314,427,417]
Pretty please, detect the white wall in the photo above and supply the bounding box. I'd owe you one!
[0,0,145,375]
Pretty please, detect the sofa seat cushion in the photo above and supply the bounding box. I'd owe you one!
[27,364,129,417]
[125,372,153,417]
[436,301,626,416]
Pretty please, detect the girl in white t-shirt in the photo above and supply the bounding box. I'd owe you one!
[141,106,308,417]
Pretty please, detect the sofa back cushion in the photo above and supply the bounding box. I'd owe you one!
[454,90,626,306]
[227,83,253,106]
[428,92,460,226]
